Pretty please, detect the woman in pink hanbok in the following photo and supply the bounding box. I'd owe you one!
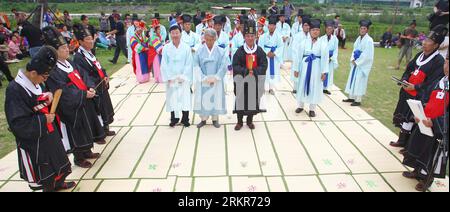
[150,18,164,83]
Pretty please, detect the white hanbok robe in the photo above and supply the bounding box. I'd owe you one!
[292,37,329,105]
[231,31,244,58]
[345,34,374,97]
[181,30,202,53]
[291,21,303,36]
[215,30,231,66]
[258,31,284,85]
[126,25,136,63]
[193,44,228,116]
[321,34,339,90]
[161,42,193,118]
[195,23,208,36]
[276,21,291,61]
[290,31,310,82]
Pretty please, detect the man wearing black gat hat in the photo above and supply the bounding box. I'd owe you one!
[5,46,76,192]
[401,24,449,191]
[232,19,268,131]
[343,20,374,107]
[391,24,448,153]
[73,24,116,140]
[43,26,105,168]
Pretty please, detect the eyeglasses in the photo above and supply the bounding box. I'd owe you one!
[40,73,50,79]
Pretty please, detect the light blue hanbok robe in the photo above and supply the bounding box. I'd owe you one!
[292,37,329,105]
[193,44,228,116]
[322,34,339,90]
[181,30,202,52]
[224,17,232,34]
[151,25,167,42]
[126,25,136,63]
[231,31,244,58]
[215,30,231,66]
[161,42,193,118]
[276,21,291,61]
[291,21,303,36]
[290,31,310,82]
[258,31,284,85]
[345,34,374,97]
[196,23,208,36]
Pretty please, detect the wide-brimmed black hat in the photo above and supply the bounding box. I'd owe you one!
[26,46,58,75]
[42,26,67,49]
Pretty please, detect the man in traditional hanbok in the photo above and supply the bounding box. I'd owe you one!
[287,10,304,65]
[5,46,75,192]
[150,18,164,83]
[290,15,311,94]
[232,19,267,130]
[322,20,339,95]
[402,41,448,191]
[161,20,193,127]
[196,13,213,37]
[292,19,329,117]
[150,13,167,42]
[73,24,116,137]
[194,28,228,129]
[224,15,232,35]
[213,15,231,67]
[259,15,284,95]
[390,25,446,152]
[257,16,268,42]
[291,9,304,36]
[130,21,156,84]
[43,26,103,169]
[343,20,374,106]
[126,17,139,64]
[276,10,291,62]
[181,14,202,54]
[231,15,247,58]
[195,12,207,35]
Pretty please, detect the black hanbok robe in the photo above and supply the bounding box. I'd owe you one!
[5,71,71,187]
[403,77,449,180]
[73,47,115,128]
[46,60,104,153]
[393,51,444,127]
[232,45,268,116]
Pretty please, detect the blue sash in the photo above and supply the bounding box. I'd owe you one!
[350,50,362,89]
[303,54,321,96]
[264,45,278,79]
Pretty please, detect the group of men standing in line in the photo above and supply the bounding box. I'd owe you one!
[5,7,448,192]
[128,9,375,128]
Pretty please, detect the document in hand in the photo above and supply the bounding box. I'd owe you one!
[407,99,434,137]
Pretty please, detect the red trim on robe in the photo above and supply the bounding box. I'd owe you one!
[425,90,449,119]
[67,70,88,91]
[405,69,426,97]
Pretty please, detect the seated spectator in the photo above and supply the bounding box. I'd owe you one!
[0,34,9,60]
[63,10,73,30]
[381,27,393,48]
[12,31,29,56]
[0,23,11,41]
[417,31,427,45]
[8,35,24,60]
[57,24,72,43]
[392,32,401,47]
[99,12,111,32]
